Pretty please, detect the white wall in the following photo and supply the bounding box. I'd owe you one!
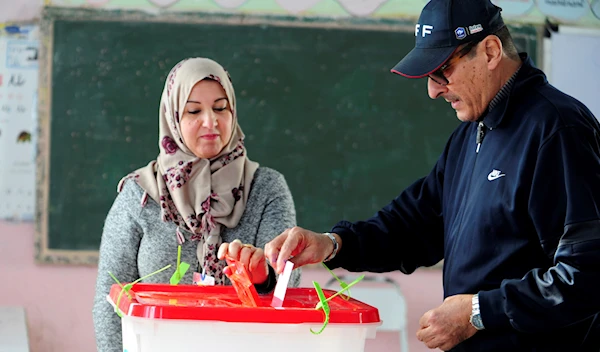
[0,0,42,23]
[545,27,600,120]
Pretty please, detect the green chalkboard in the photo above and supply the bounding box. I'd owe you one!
[36,7,540,264]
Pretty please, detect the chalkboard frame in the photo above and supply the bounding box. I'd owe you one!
[35,6,541,265]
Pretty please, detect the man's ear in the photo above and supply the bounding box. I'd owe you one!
[483,35,503,70]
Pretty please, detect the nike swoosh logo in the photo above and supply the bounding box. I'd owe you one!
[487,170,506,181]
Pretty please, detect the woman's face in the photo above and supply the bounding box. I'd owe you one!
[179,79,233,159]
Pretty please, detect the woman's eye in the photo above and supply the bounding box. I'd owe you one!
[214,107,227,112]
[188,110,201,114]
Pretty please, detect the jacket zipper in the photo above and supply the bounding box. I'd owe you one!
[476,121,487,153]
[444,122,488,288]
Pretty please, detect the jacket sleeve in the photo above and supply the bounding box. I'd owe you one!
[326,143,448,274]
[479,125,600,332]
[92,180,144,352]
[253,171,300,291]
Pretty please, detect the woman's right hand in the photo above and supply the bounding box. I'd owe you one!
[217,239,269,285]
[264,227,340,274]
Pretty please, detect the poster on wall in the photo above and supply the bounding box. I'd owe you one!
[214,0,248,9]
[0,26,38,221]
[275,0,321,13]
[593,0,600,20]
[535,0,589,21]
[491,0,535,17]
[336,0,390,16]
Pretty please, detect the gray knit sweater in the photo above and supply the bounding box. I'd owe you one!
[92,166,300,352]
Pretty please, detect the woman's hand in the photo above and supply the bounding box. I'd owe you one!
[217,239,269,285]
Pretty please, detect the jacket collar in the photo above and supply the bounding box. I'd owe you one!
[481,53,547,129]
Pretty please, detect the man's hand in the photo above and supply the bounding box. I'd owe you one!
[416,294,478,351]
[264,227,339,274]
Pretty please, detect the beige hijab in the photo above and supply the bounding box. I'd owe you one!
[118,58,259,284]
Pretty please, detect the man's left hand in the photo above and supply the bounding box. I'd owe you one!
[416,294,478,351]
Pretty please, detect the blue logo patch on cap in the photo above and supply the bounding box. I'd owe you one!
[455,27,466,40]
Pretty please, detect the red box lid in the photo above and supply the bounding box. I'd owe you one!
[109,283,380,324]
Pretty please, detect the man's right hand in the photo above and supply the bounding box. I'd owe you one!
[264,227,341,274]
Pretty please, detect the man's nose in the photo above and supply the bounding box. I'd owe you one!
[427,77,448,99]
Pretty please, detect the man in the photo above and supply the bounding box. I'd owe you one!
[265,0,600,351]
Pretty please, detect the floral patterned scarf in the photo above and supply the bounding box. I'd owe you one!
[118,58,258,284]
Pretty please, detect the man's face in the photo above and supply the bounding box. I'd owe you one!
[427,42,492,122]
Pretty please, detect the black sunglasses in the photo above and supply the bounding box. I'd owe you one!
[429,40,480,86]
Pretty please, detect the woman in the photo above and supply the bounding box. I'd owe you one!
[93,57,299,351]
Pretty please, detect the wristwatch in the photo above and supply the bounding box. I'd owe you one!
[323,232,339,262]
[469,293,485,330]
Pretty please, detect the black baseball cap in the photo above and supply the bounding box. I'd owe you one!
[391,0,505,78]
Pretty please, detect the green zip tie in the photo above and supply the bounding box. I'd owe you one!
[311,272,365,334]
[321,263,351,300]
[108,264,172,318]
[108,271,131,299]
[315,274,365,310]
[170,245,190,285]
[310,281,330,335]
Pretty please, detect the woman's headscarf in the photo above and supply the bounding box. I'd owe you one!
[118,57,259,284]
